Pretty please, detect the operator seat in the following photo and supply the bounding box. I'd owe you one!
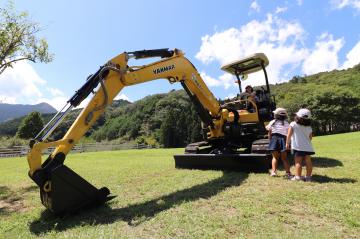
[255,89,273,121]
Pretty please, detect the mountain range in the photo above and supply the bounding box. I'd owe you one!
[0,102,57,123]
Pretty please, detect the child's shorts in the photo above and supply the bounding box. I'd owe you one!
[293,150,315,157]
[268,134,287,152]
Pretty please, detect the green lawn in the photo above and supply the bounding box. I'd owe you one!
[1,132,360,238]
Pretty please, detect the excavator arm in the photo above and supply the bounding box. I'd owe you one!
[27,48,230,214]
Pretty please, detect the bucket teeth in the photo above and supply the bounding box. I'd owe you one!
[40,165,114,214]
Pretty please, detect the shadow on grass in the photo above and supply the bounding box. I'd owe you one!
[284,156,343,168]
[311,174,357,184]
[29,171,248,234]
[311,157,343,168]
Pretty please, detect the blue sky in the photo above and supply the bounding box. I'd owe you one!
[1,0,360,110]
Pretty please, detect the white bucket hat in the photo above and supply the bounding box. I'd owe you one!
[273,107,287,116]
[296,108,311,118]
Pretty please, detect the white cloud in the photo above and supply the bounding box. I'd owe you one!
[198,72,239,90]
[71,92,132,111]
[196,14,308,86]
[114,93,131,102]
[331,0,360,10]
[297,0,303,6]
[0,61,46,103]
[47,87,64,97]
[225,93,236,100]
[76,97,91,110]
[219,73,236,89]
[302,33,344,74]
[196,14,358,86]
[0,61,70,110]
[70,92,131,111]
[200,71,222,87]
[250,1,261,12]
[38,90,132,111]
[341,41,360,69]
[275,6,288,14]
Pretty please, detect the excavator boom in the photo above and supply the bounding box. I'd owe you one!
[27,48,272,214]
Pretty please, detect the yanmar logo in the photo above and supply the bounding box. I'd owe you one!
[153,64,175,74]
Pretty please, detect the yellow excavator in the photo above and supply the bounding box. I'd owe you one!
[27,48,275,214]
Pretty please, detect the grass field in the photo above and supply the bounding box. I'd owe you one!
[1,132,360,238]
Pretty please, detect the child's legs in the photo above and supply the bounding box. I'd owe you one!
[304,155,313,177]
[280,151,290,173]
[294,156,303,177]
[271,151,279,172]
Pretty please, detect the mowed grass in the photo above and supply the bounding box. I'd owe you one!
[1,132,360,238]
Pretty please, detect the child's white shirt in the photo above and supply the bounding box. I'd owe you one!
[266,119,289,136]
[289,121,314,152]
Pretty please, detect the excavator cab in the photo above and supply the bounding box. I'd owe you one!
[221,53,275,124]
[174,53,274,171]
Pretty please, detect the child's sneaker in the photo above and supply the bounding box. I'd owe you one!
[291,176,302,181]
[270,171,277,177]
[304,176,312,182]
[285,172,294,179]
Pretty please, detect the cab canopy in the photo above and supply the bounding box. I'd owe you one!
[221,53,269,75]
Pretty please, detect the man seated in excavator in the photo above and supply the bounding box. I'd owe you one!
[27,48,275,214]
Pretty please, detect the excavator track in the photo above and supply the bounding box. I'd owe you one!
[174,140,271,172]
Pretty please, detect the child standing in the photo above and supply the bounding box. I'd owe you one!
[286,108,315,182]
[266,108,292,178]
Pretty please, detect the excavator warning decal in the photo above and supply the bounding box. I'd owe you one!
[191,73,203,90]
[153,64,175,74]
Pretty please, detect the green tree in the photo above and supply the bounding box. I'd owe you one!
[159,108,181,147]
[306,89,360,134]
[16,111,44,139]
[0,1,53,75]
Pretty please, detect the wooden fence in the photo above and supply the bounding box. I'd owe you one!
[0,143,157,158]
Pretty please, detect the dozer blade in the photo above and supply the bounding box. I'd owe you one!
[174,153,271,172]
[40,165,115,214]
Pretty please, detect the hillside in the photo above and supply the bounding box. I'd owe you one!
[0,102,56,123]
[89,63,360,143]
[0,63,359,145]
[0,99,130,139]
[91,90,202,147]
[270,63,360,134]
[271,63,360,106]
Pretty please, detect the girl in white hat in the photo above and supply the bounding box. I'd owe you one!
[266,108,292,178]
[286,108,315,182]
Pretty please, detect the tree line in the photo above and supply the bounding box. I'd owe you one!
[272,64,360,135]
[9,68,360,148]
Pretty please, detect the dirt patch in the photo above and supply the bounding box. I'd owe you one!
[0,197,25,213]
[0,185,37,214]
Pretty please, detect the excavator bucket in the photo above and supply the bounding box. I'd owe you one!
[38,165,115,214]
[173,153,271,172]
